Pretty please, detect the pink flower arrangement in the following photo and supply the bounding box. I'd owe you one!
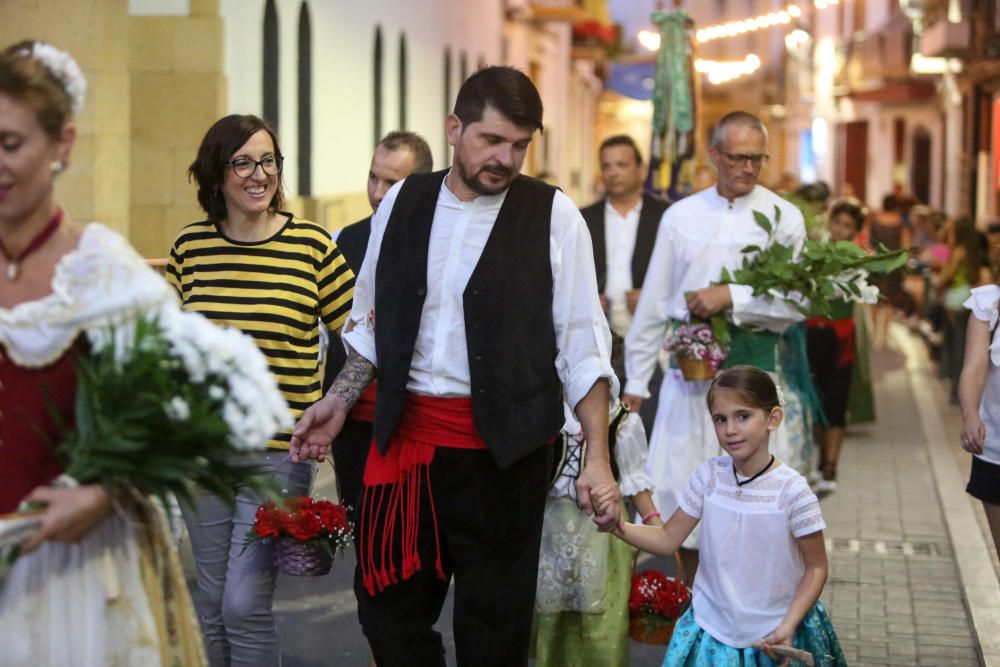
[664,322,727,371]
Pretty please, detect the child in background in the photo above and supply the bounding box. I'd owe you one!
[806,198,866,494]
[594,366,846,666]
[531,400,660,667]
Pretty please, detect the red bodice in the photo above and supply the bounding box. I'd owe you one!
[0,342,76,513]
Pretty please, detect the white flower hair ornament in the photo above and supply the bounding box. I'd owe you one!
[774,384,786,408]
[21,42,87,115]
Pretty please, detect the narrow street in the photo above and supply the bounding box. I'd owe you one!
[254,324,1000,666]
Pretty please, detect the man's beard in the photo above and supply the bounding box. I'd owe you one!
[457,160,515,196]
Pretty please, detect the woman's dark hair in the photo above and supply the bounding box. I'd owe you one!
[0,40,75,139]
[188,114,284,223]
[453,66,543,132]
[706,365,781,412]
[828,198,866,232]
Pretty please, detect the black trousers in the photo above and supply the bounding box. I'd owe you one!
[355,445,551,667]
[330,418,372,517]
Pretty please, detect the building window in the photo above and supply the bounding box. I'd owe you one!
[399,33,408,130]
[297,1,311,195]
[374,25,383,147]
[263,0,279,129]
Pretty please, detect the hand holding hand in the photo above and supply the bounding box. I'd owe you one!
[19,484,112,554]
[289,394,349,463]
[686,285,732,319]
[576,461,622,533]
[960,417,986,455]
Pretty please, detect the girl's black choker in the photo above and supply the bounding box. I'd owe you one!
[733,454,775,488]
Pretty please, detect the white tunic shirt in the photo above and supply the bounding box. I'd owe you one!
[679,457,826,648]
[965,285,1000,465]
[624,185,806,398]
[343,175,617,411]
[603,199,641,336]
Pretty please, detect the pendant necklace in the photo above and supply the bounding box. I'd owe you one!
[0,209,64,281]
[733,454,775,496]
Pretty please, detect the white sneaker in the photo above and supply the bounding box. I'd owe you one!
[814,478,838,496]
[807,470,824,485]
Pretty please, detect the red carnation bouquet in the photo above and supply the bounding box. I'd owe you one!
[628,569,691,644]
[247,496,352,576]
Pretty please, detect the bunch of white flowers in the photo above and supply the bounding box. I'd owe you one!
[829,269,880,305]
[87,305,292,451]
[22,42,87,115]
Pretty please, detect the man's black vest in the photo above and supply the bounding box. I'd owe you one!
[372,170,564,468]
[579,192,669,294]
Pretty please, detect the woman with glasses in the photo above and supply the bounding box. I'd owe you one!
[167,114,354,666]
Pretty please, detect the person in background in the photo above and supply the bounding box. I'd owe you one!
[938,216,986,403]
[324,130,432,513]
[0,40,206,666]
[623,111,805,586]
[168,114,355,666]
[806,199,866,495]
[580,134,669,435]
[958,280,1000,560]
[531,394,659,667]
[869,194,911,347]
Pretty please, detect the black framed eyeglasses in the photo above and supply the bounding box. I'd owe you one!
[228,155,283,178]
[719,151,769,168]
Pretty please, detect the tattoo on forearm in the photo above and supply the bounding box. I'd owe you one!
[328,348,376,409]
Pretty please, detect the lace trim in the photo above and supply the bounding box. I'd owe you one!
[790,513,825,537]
[0,224,174,368]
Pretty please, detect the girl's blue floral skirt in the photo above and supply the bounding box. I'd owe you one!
[662,601,848,667]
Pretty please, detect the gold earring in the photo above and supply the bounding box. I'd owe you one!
[50,160,65,174]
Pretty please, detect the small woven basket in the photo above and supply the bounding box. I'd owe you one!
[676,355,714,382]
[628,613,677,644]
[274,538,332,576]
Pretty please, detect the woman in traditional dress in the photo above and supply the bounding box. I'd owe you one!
[0,40,206,666]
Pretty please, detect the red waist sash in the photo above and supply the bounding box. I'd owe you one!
[348,381,378,422]
[359,394,486,595]
[807,316,856,367]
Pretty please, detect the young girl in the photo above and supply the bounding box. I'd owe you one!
[595,366,846,666]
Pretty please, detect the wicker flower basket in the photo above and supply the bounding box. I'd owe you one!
[628,613,677,644]
[274,538,332,576]
[676,355,715,382]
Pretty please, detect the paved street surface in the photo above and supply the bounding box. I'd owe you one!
[179,326,1000,666]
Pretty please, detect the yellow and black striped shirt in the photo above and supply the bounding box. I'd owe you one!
[167,214,354,448]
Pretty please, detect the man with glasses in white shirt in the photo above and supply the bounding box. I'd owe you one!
[623,111,806,585]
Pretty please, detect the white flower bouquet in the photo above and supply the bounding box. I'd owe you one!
[1,307,291,572]
[66,307,292,502]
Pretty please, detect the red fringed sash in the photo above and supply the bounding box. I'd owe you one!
[349,382,378,422]
[359,394,487,595]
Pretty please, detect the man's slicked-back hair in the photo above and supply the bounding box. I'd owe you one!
[453,66,543,132]
[378,130,433,173]
[710,111,767,148]
[599,135,643,164]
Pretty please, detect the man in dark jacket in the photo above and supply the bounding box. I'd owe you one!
[325,131,432,512]
[580,135,668,433]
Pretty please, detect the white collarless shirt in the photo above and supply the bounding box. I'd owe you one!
[603,198,642,336]
[343,175,617,410]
